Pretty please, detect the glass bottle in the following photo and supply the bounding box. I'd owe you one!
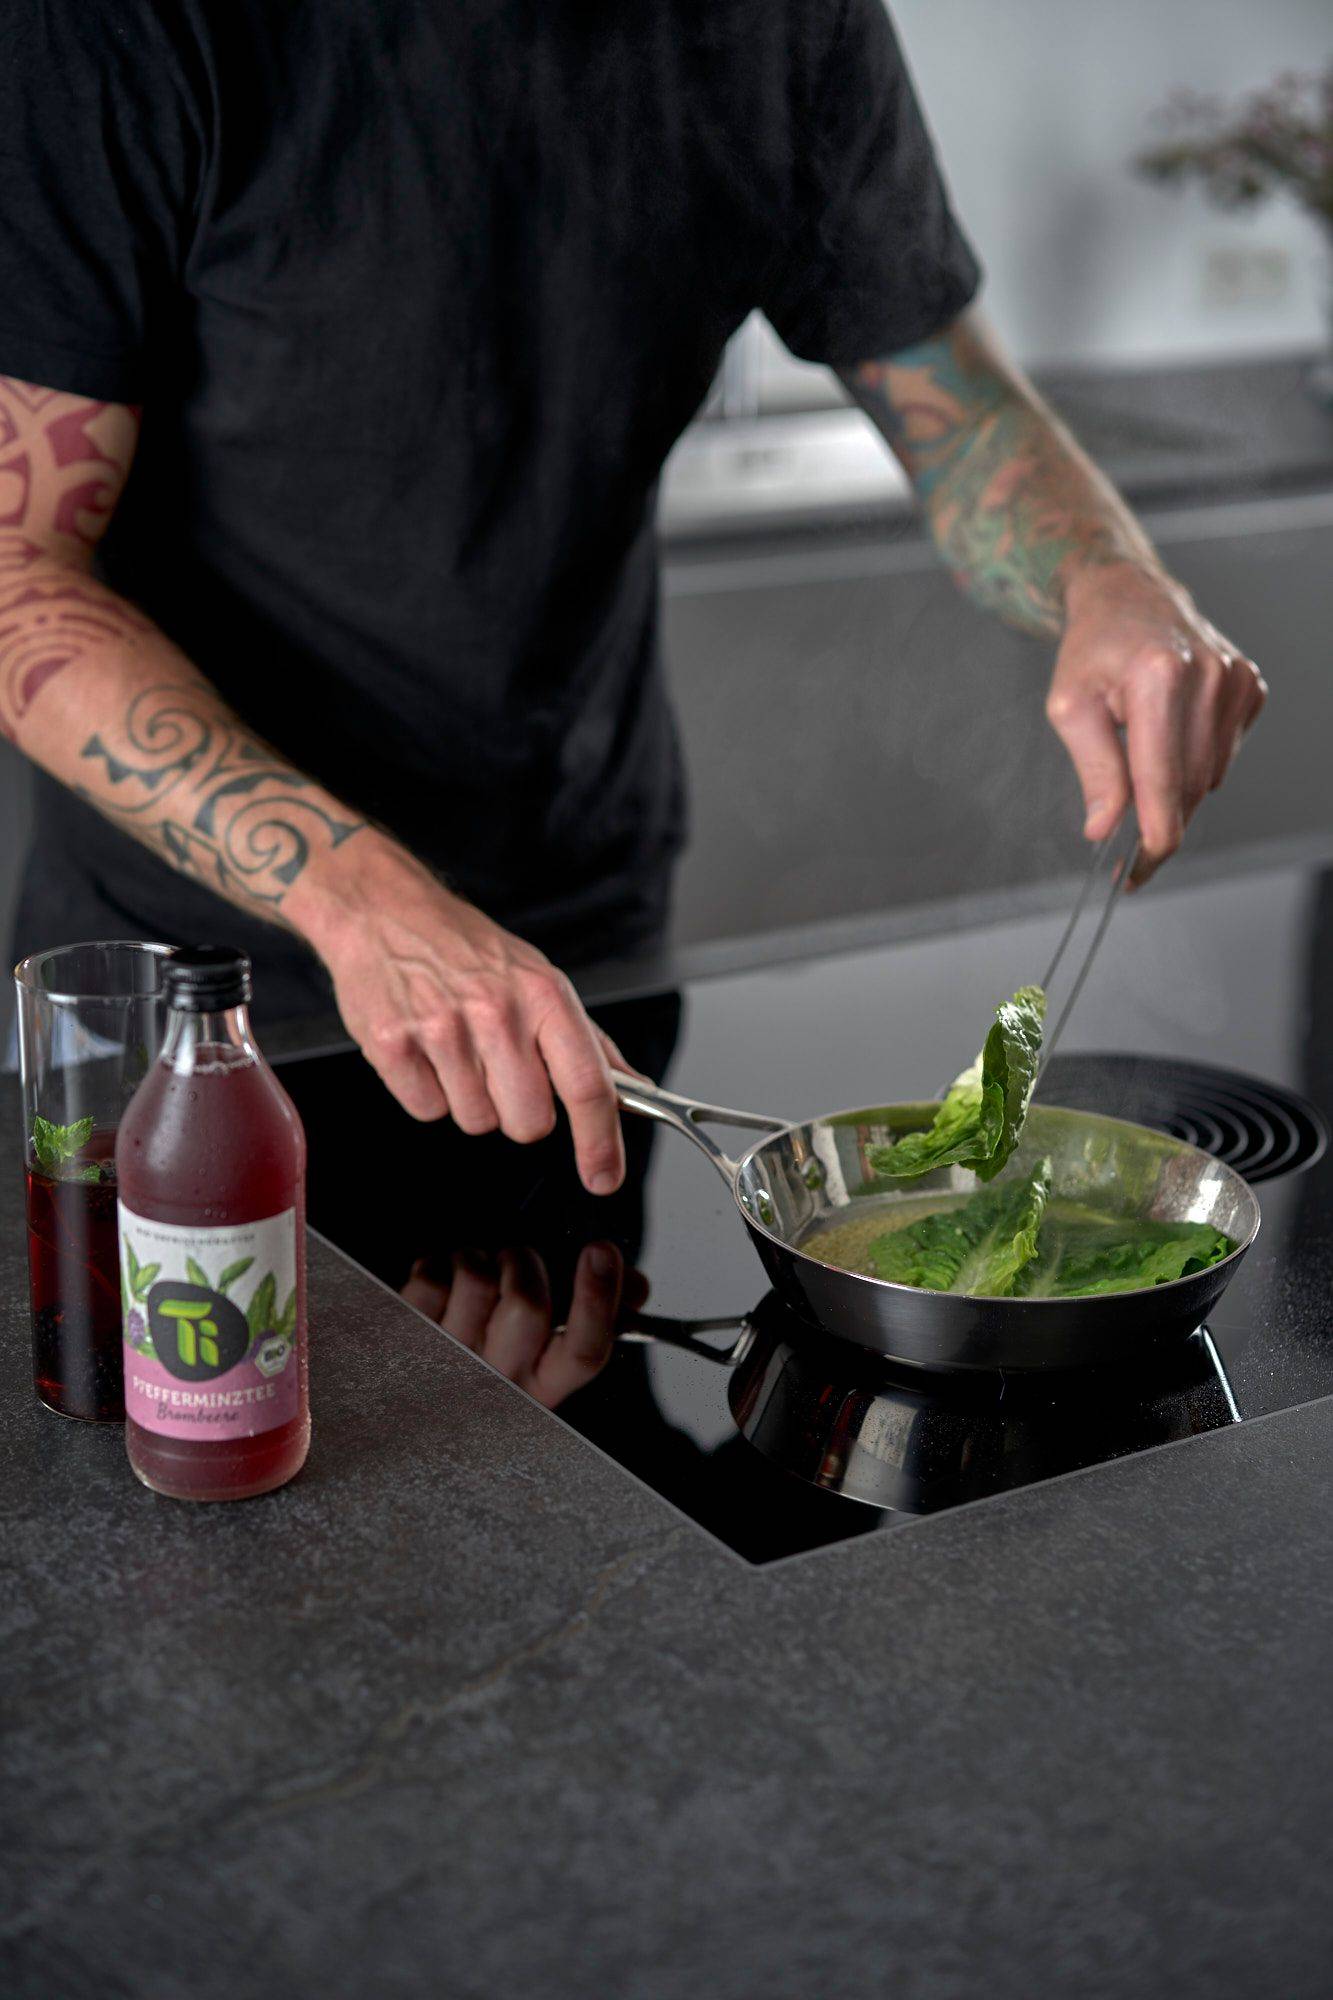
[116,946,310,1500]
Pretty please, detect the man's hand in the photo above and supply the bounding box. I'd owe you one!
[292,837,631,1194]
[0,378,632,1193]
[841,314,1268,882]
[1049,562,1266,885]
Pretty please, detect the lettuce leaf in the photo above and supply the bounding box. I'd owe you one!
[865,1158,1053,1297]
[859,1170,1234,1301]
[868,985,1046,1183]
[1016,1217,1234,1298]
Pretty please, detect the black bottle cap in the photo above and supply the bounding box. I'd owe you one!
[162,945,252,1011]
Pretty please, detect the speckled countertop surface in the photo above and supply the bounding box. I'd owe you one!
[6,858,1333,2000]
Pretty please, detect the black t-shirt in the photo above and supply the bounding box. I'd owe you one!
[2,0,978,1009]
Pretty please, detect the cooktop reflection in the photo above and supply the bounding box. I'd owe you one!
[279,922,1333,1564]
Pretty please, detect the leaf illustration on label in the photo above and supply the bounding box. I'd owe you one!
[216,1256,255,1295]
[247,1272,277,1344]
[118,1202,301,1440]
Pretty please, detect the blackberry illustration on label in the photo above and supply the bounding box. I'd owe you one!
[120,1207,301,1440]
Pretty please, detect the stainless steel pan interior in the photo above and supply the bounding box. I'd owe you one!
[613,1073,1261,1374]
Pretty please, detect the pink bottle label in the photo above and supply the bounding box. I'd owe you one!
[119,1205,301,1440]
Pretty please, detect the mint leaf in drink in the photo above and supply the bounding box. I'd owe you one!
[31,1113,95,1176]
[869,986,1047,1184]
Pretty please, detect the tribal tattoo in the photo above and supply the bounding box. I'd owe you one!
[80,685,365,907]
[1,374,366,915]
[0,376,136,575]
[841,322,1156,637]
[0,573,151,739]
[0,375,142,734]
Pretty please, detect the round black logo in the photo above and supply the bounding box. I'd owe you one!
[147,1281,249,1382]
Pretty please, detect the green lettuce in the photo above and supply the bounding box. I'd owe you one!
[1015,1217,1234,1298]
[865,1158,1053,1297]
[860,1171,1234,1301]
[869,985,1046,1183]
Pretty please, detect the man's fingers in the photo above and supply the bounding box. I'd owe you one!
[1042,562,1265,890]
[417,1013,500,1135]
[467,998,559,1145]
[363,1028,450,1123]
[1180,652,1229,819]
[596,1026,644,1083]
[1123,655,1189,885]
[1210,654,1266,791]
[1044,688,1131,840]
[535,995,626,1196]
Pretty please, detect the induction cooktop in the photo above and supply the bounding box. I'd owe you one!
[278,853,1333,1565]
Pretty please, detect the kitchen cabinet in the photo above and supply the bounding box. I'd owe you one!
[662,486,1333,945]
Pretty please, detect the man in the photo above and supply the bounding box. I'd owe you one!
[1,2,1264,1198]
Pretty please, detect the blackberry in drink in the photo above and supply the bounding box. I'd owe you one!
[25,1124,122,1421]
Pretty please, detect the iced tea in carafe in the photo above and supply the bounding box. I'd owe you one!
[116,947,310,1500]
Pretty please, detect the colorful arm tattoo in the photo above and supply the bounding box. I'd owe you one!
[0,376,365,914]
[840,320,1159,637]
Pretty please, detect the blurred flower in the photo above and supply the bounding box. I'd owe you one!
[1135,66,1333,230]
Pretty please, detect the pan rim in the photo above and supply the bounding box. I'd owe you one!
[729,1097,1262,1308]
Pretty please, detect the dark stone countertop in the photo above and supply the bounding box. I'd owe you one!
[4,1040,1333,2000]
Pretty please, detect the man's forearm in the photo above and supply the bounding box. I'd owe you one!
[841,314,1163,638]
[2,556,370,923]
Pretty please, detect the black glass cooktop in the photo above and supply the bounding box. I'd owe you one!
[279,853,1333,1565]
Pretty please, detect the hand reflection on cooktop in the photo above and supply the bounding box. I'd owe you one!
[399,1243,649,1410]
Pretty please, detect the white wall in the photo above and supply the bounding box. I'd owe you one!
[755,0,1329,399]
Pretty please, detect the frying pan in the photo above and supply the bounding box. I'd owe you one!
[612,1073,1261,1374]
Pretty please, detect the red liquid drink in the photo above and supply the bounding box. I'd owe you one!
[116,947,310,1501]
[26,1128,123,1421]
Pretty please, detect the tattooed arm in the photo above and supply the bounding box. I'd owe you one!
[0,380,367,903]
[839,313,1266,881]
[0,376,627,1192]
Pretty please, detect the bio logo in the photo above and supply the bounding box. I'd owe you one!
[147,1281,249,1381]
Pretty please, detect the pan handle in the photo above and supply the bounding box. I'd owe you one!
[612,1070,787,1185]
[617,1309,754,1367]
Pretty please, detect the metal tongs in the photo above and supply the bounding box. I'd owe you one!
[1035,804,1140,1083]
